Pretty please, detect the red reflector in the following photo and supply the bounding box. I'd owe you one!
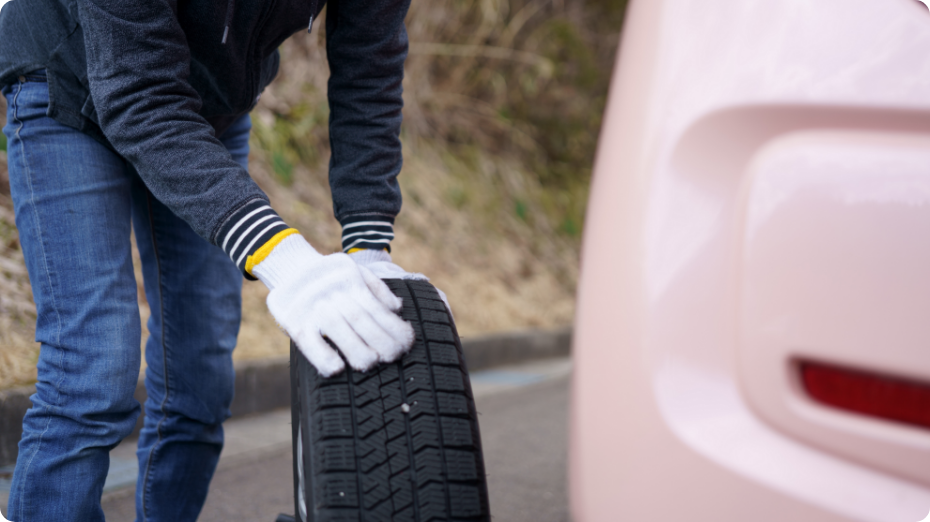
[800,361,930,430]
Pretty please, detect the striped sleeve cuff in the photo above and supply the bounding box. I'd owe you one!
[340,214,395,253]
[217,199,291,279]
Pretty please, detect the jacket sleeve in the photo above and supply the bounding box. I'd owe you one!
[325,0,411,239]
[75,0,284,267]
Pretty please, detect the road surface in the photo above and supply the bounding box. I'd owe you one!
[6,358,572,521]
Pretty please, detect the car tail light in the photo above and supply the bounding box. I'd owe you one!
[799,360,930,430]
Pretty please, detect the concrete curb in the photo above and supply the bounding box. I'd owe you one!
[461,326,573,371]
[0,326,572,467]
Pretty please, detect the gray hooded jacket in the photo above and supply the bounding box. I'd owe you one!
[0,0,409,275]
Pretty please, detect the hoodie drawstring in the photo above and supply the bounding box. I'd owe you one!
[222,0,314,43]
[308,0,318,33]
[221,0,235,44]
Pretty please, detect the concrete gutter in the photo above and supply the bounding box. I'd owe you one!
[0,326,571,467]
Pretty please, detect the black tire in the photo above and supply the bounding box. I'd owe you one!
[289,279,491,521]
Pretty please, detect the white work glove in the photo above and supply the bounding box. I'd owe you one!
[348,249,452,315]
[252,234,415,377]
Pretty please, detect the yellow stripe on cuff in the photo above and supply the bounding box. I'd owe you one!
[245,228,300,275]
[346,247,388,254]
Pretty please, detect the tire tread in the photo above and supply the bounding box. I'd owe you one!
[295,280,490,521]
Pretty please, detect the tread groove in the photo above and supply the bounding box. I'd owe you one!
[406,279,454,522]
[345,365,365,519]
[396,358,422,521]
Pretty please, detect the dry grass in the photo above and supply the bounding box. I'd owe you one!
[0,95,42,390]
[0,0,627,388]
[0,192,38,389]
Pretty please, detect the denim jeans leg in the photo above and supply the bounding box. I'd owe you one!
[130,116,249,522]
[3,79,143,522]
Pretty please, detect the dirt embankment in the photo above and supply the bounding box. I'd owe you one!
[0,0,626,389]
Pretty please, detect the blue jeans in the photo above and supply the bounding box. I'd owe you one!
[3,74,247,522]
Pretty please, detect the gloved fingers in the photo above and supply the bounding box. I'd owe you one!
[295,331,346,377]
[340,300,411,363]
[356,291,416,352]
[358,264,404,312]
[321,314,381,372]
[365,261,410,280]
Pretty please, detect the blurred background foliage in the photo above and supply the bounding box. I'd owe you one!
[255,0,627,240]
[0,0,628,389]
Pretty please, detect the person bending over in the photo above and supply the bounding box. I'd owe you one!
[0,0,434,519]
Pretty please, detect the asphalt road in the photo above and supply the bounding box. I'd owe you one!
[97,359,572,521]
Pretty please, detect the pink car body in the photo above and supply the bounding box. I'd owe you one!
[570,0,930,520]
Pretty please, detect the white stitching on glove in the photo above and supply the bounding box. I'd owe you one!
[348,249,452,315]
[252,235,415,377]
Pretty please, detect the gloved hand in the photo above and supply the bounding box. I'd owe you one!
[348,248,452,315]
[251,234,415,377]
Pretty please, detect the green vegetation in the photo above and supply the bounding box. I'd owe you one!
[271,152,293,185]
[515,199,529,222]
[250,94,330,186]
